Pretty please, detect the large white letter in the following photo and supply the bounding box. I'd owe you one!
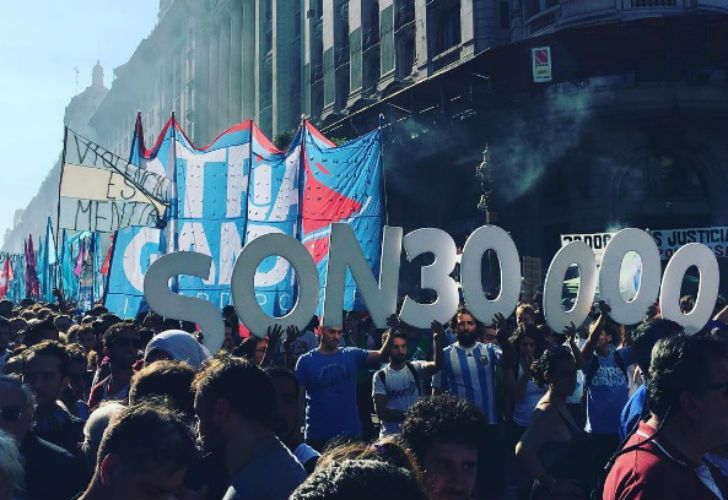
[659,243,719,335]
[460,225,521,326]
[143,252,225,354]
[231,233,319,338]
[543,241,597,333]
[599,228,661,325]
[399,228,459,328]
[322,224,403,329]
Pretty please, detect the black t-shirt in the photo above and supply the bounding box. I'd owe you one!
[21,433,88,500]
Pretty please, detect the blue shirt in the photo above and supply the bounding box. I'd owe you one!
[223,435,306,500]
[585,346,629,434]
[619,383,648,441]
[431,341,502,424]
[295,347,368,441]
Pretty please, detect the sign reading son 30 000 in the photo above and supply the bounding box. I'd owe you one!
[143,224,720,354]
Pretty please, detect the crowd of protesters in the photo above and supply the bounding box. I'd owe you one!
[1,289,728,500]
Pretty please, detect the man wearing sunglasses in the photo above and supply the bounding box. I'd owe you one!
[22,340,84,454]
[604,335,728,499]
[89,322,141,411]
[0,374,87,499]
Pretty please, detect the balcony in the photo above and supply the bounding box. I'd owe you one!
[630,0,677,6]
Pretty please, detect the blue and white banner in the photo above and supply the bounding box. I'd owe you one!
[301,122,383,311]
[244,125,301,316]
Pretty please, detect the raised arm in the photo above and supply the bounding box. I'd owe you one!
[365,314,397,365]
[580,302,610,362]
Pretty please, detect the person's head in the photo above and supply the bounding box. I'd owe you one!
[512,324,546,363]
[315,438,421,481]
[649,335,728,447]
[266,367,301,441]
[320,324,343,351]
[82,401,125,472]
[516,303,535,327]
[532,346,577,397]
[161,318,180,332]
[0,318,10,351]
[234,335,268,365]
[21,340,69,411]
[0,300,13,319]
[92,402,196,500]
[77,325,97,353]
[129,360,195,414]
[455,308,479,347]
[480,324,498,344]
[291,459,427,500]
[400,395,486,500]
[387,331,409,365]
[142,312,164,334]
[679,295,696,314]
[222,320,237,351]
[103,322,141,369]
[53,315,72,334]
[66,344,90,401]
[23,317,58,347]
[192,356,276,454]
[631,319,684,375]
[0,375,34,443]
[8,318,27,341]
[0,429,24,500]
[89,305,109,318]
[143,330,211,371]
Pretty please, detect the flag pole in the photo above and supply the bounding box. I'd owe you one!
[55,127,68,291]
[378,113,389,226]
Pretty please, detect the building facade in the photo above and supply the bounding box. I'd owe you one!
[8,0,728,294]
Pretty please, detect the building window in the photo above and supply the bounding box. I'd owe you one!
[431,0,461,56]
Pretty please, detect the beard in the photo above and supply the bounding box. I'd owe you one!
[457,331,478,346]
[390,353,406,364]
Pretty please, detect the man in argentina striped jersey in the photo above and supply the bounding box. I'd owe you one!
[432,306,515,499]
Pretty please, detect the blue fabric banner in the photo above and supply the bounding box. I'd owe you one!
[301,123,383,311]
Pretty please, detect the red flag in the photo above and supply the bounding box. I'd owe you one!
[100,233,115,276]
[0,257,12,298]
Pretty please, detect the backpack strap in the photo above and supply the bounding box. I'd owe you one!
[584,354,600,390]
[614,350,629,381]
[378,369,387,389]
[405,361,422,396]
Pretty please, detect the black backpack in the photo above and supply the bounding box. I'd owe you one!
[378,361,422,396]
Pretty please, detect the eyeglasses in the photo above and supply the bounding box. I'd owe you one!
[0,406,23,422]
[702,382,728,396]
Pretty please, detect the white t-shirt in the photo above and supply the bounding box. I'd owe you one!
[372,361,427,436]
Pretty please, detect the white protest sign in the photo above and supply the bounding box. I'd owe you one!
[598,229,661,325]
[230,232,319,337]
[460,225,521,326]
[659,243,719,335]
[143,224,724,352]
[143,252,224,353]
[543,241,598,334]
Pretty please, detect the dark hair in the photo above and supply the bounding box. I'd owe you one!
[162,318,181,331]
[65,344,87,365]
[510,324,547,361]
[679,295,695,314]
[103,321,138,349]
[291,459,427,500]
[265,366,300,398]
[89,305,108,317]
[0,316,10,332]
[96,402,196,474]
[192,356,275,425]
[233,336,261,361]
[129,360,195,414]
[24,340,70,377]
[23,317,58,347]
[531,346,574,387]
[0,300,14,318]
[648,335,728,419]
[631,319,684,374]
[399,394,485,465]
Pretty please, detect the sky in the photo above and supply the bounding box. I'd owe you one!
[0,1,158,247]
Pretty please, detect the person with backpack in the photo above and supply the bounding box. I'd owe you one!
[372,323,444,437]
[580,302,631,491]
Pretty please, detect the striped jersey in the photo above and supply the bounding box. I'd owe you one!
[432,341,503,424]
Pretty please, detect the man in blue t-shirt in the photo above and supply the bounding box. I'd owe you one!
[295,315,394,451]
[580,304,631,487]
